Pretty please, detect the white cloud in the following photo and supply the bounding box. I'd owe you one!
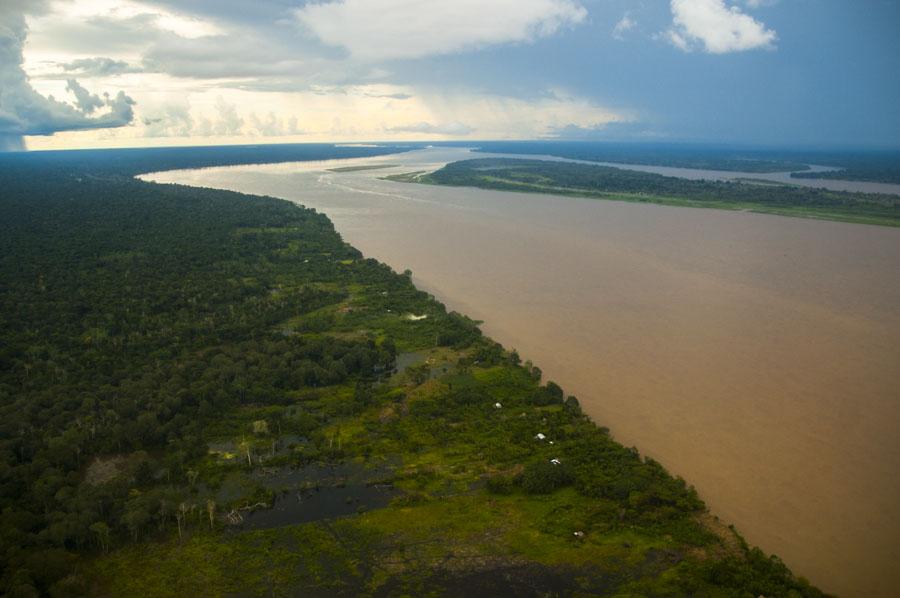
[294,0,587,61]
[53,0,223,39]
[141,101,193,137]
[248,111,304,136]
[667,0,776,54]
[23,1,224,71]
[612,13,635,40]
[665,29,690,51]
[546,121,666,141]
[412,88,629,140]
[211,97,243,136]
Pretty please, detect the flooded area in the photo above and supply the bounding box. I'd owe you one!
[239,463,398,531]
[143,147,900,597]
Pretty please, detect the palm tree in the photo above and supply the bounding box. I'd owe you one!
[176,502,189,540]
[238,438,253,468]
[90,521,110,553]
[206,499,216,530]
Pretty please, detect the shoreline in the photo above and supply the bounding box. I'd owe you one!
[139,150,900,596]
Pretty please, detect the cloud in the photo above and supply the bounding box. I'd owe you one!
[385,121,474,135]
[664,29,690,51]
[2,0,52,17]
[29,13,172,56]
[0,6,136,150]
[545,121,666,141]
[142,102,193,137]
[24,2,226,77]
[364,91,413,100]
[60,57,143,77]
[65,79,105,114]
[667,0,776,54]
[141,34,310,79]
[140,98,305,139]
[140,0,298,28]
[212,97,243,136]
[294,0,587,61]
[382,88,627,139]
[15,1,635,148]
[248,111,304,136]
[612,13,636,40]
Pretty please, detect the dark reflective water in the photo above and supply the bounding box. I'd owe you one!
[240,463,398,530]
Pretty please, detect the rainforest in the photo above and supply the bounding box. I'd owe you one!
[0,148,825,596]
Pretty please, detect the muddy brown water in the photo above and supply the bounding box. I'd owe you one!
[143,148,900,597]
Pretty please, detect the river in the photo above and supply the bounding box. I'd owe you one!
[142,147,900,597]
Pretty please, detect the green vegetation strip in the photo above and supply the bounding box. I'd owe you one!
[327,164,396,173]
[0,158,824,596]
[395,158,900,227]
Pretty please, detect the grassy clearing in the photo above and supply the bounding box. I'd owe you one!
[86,335,823,596]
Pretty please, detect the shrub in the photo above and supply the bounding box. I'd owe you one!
[486,475,516,495]
[517,460,574,494]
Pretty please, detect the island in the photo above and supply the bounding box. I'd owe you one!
[387,157,900,227]
[462,141,900,185]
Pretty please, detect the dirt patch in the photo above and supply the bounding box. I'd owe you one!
[83,455,130,486]
[696,511,744,559]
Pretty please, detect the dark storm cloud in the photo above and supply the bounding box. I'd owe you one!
[0,4,136,151]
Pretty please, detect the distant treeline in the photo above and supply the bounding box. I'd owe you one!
[790,152,900,184]
[0,142,411,179]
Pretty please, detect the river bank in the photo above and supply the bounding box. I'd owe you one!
[143,147,900,596]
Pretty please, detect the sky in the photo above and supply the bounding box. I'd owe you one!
[2,0,899,151]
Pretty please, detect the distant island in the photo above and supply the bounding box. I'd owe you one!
[463,141,900,185]
[387,157,900,227]
[0,147,825,596]
[327,164,396,173]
